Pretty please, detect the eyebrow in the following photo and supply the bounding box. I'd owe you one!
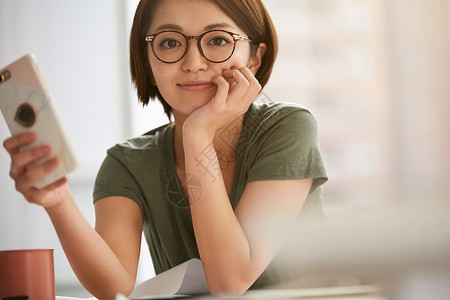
[154,23,183,32]
[154,22,236,33]
[204,22,237,31]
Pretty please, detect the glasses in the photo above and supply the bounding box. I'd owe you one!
[145,29,252,64]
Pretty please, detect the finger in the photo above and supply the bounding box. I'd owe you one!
[40,176,68,192]
[11,145,51,169]
[222,68,248,86]
[240,67,262,91]
[239,67,262,102]
[22,177,67,205]
[222,69,253,107]
[3,132,37,155]
[222,69,248,94]
[226,68,261,114]
[225,67,260,90]
[211,76,230,107]
[9,145,52,180]
[15,157,60,191]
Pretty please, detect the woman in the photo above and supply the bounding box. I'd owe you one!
[3,0,327,298]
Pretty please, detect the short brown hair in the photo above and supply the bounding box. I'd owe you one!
[129,0,278,120]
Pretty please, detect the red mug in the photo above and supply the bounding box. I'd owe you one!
[0,249,55,300]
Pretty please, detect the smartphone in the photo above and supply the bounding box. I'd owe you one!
[0,54,78,189]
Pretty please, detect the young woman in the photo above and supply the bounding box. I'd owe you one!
[3,0,327,298]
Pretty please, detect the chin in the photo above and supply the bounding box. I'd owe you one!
[171,100,206,119]
[185,92,214,109]
[185,101,209,116]
[167,89,216,118]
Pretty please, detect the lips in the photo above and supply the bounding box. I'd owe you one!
[177,81,214,92]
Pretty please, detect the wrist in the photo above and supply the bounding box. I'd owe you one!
[44,184,73,215]
[182,122,215,146]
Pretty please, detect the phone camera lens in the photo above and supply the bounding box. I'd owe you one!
[0,70,11,83]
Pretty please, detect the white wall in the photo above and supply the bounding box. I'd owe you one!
[0,0,159,296]
[384,0,450,204]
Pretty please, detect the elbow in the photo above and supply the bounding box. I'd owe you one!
[208,276,253,296]
[92,287,134,300]
[209,285,248,296]
[85,280,135,300]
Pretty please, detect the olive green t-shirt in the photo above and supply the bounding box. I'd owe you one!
[93,101,328,288]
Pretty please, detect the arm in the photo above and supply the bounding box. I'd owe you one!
[47,194,142,299]
[3,133,142,299]
[184,134,311,295]
[182,68,313,294]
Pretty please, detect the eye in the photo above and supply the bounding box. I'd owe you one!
[159,38,182,49]
[207,35,232,47]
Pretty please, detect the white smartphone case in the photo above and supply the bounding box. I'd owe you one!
[0,54,78,189]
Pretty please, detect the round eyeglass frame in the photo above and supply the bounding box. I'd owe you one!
[144,29,253,64]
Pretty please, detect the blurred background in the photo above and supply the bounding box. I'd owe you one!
[0,0,449,297]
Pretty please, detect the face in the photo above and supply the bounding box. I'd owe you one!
[147,0,264,119]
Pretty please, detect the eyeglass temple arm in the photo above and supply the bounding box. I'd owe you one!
[233,33,252,42]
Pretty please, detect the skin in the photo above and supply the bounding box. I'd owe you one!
[3,0,313,298]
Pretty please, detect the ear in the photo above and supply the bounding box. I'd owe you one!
[247,43,267,75]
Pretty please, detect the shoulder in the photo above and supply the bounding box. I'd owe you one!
[242,95,328,186]
[107,123,173,160]
[245,97,318,139]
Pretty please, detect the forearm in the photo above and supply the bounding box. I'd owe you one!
[183,135,256,294]
[45,186,135,299]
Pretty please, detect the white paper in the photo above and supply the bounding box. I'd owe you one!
[128,258,209,299]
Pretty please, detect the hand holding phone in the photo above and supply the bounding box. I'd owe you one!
[0,54,78,189]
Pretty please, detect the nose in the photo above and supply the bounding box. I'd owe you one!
[182,39,208,72]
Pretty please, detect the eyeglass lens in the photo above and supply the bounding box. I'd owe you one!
[152,30,236,63]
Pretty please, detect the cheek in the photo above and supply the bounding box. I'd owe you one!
[216,53,251,77]
[148,56,172,91]
[228,44,251,66]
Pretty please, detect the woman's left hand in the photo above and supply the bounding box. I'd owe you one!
[182,67,261,140]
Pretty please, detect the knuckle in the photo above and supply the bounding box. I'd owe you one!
[216,76,229,87]
[250,81,262,92]
[14,181,23,193]
[10,156,21,167]
[3,141,14,154]
[221,78,230,86]
[23,192,34,203]
[28,195,36,203]
[22,172,35,186]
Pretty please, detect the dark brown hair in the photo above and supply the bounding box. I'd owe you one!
[129,0,278,120]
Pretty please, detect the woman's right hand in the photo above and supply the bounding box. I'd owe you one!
[3,132,69,208]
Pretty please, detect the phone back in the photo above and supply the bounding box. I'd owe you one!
[0,54,78,189]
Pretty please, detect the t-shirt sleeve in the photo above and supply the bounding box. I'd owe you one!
[246,108,328,192]
[93,146,144,212]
